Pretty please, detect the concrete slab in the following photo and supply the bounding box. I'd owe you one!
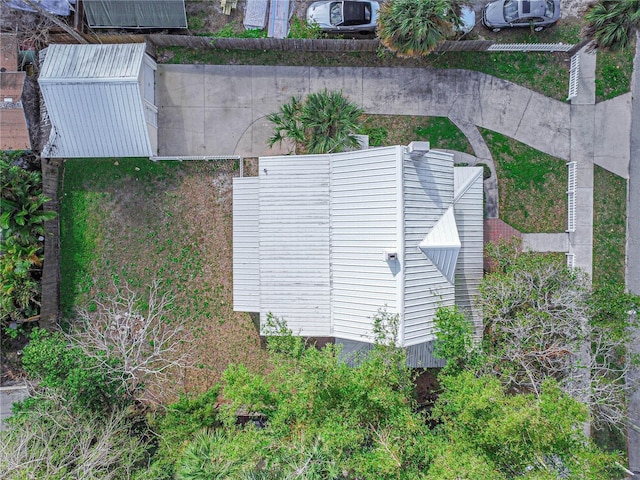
[572,44,597,105]
[204,65,255,109]
[594,94,632,179]
[203,107,254,155]
[157,65,205,108]
[574,187,594,228]
[250,65,311,114]
[513,91,571,161]
[477,76,531,138]
[309,67,364,107]
[361,68,425,116]
[522,233,569,252]
[158,105,206,156]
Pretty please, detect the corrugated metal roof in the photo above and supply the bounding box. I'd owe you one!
[39,43,145,81]
[258,154,332,337]
[232,146,484,351]
[84,0,187,29]
[453,167,484,337]
[233,177,260,312]
[38,44,153,158]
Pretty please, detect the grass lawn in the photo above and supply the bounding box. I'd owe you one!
[159,47,572,101]
[360,115,472,153]
[593,165,627,286]
[59,158,268,400]
[596,44,635,102]
[481,129,567,233]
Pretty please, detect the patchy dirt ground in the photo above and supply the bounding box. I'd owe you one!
[60,159,269,402]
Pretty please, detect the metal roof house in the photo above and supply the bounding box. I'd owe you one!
[83,0,188,29]
[233,142,484,366]
[38,43,157,158]
[0,33,31,151]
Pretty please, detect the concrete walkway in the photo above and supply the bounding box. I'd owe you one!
[157,65,573,160]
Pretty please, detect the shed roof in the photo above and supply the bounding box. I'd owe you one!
[38,43,153,158]
[39,43,145,81]
[83,0,187,28]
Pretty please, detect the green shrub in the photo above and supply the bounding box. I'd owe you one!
[21,328,122,412]
[288,16,322,39]
[142,387,221,480]
[0,155,55,325]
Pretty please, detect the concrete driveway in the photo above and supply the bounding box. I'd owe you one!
[156,65,572,159]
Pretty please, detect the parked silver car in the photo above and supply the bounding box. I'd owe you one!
[306,0,380,33]
[482,0,560,32]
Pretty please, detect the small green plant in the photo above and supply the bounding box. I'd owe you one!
[212,22,267,38]
[361,124,388,146]
[288,16,322,39]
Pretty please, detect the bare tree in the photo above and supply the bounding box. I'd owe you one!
[479,244,639,431]
[0,388,147,479]
[68,280,193,403]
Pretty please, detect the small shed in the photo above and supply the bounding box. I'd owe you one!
[0,33,30,151]
[38,43,157,158]
[233,143,484,367]
[83,0,187,29]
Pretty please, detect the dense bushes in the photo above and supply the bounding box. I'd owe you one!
[0,153,55,327]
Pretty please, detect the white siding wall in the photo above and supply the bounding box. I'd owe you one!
[330,147,401,342]
[258,155,332,336]
[233,177,260,312]
[402,149,456,346]
[453,168,484,337]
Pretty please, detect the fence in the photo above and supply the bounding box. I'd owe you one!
[566,161,577,233]
[566,253,575,269]
[49,33,575,55]
[487,43,574,52]
[567,52,581,101]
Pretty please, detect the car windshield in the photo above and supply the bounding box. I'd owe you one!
[330,2,343,25]
[544,0,555,18]
[503,0,519,22]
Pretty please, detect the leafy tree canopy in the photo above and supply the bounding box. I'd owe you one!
[378,0,465,57]
[585,0,640,50]
[165,316,622,479]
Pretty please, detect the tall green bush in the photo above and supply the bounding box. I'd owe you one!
[0,156,55,324]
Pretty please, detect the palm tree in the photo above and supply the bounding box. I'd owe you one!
[378,0,465,58]
[267,90,363,154]
[585,0,640,50]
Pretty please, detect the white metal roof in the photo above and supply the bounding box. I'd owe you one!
[233,145,484,348]
[419,206,461,284]
[38,44,153,158]
[39,43,145,81]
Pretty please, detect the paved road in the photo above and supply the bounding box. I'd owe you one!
[626,32,640,478]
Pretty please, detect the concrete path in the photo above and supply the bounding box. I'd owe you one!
[157,65,573,160]
[0,384,28,431]
[568,44,597,278]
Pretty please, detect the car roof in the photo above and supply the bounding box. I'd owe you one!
[342,1,370,23]
[518,0,550,18]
